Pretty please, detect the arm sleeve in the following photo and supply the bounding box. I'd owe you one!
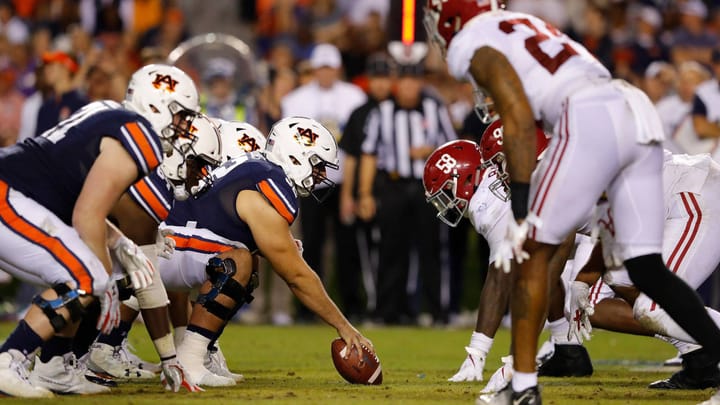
[116,120,163,177]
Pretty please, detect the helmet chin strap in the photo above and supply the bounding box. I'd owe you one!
[172,184,190,201]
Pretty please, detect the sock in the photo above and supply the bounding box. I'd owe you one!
[180,330,212,366]
[548,317,578,345]
[173,326,187,349]
[512,370,537,392]
[655,334,701,355]
[186,324,216,341]
[626,254,720,360]
[39,336,73,363]
[468,332,493,355]
[0,320,44,357]
[153,333,176,361]
[72,299,101,357]
[96,320,133,347]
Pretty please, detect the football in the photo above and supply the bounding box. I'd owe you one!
[330,338,383,385]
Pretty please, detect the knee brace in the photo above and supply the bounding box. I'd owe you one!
[32,284,86,333]
[633,293,694,343]
[196,257,258,321]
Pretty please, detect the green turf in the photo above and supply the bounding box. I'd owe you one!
[0,322,715,404]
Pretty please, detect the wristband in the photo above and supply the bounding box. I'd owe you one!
[510,182,530,219]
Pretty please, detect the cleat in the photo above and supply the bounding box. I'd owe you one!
[476,383,511,405]
[122,340,161,374]
[512,386,542,405]
[177,346,235,387]
[0,350,54,398]
[205,344,243,382]
[650,348,720,390]
[88,342,156,379]
[537,344,593,377]
[535,340,555,366]
[663,352,682,367]
[30,353,110,394]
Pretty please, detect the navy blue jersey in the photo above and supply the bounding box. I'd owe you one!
[165,152,298,252]
[0,101,162,224]
[128,168,173,224]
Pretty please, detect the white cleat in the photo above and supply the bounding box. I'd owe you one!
[0,350,54,398]
[30,353,110,394]
[700,389,720,405]
[205,344,244,382]
[476,383,512,405]
[121,339,161,374]
[178,347,235,387]
[88,342,156,379]
[536,340,555,366]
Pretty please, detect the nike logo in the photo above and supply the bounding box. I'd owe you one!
[513,390,539,405]
[321,146,331,151]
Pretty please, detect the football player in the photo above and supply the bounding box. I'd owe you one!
[425,1,720,402]
[153,116,375,387]
[0,64,205,397]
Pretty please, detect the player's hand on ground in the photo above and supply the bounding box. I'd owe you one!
[480,355,513,394]
[568,281,595,343]
[448,346,485,382]
[161,358,203,392]
[97,280,121,334]
[337,325,375,358]
[156,228,176,259]
[111,236,155,289]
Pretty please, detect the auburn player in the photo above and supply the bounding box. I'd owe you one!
[425,1,720,403]
[0,64,204,397]
[151,117,374,387]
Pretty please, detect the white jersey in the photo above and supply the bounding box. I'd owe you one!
[446,10,610,126]
[663,150,712,200]
[467,168,513,262]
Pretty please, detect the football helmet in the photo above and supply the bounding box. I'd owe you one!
[264,117,339,200]
[214,119,267,161]
[423,140,483,227]
[160,114,223,200]
[424,0,503,55]
[124,64,200,153]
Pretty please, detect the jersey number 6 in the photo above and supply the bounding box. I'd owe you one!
[499,18,578,75]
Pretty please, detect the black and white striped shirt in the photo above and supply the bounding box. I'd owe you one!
[361,93,457,180]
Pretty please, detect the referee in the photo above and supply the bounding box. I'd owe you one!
[357,61,456,325]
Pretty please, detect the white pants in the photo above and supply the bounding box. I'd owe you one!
[529,81,664,262]
[0,182,108,294]
[158,224,247,291]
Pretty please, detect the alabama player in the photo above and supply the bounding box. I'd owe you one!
[154,117,375,387]
[0,64,203,397]
[425,1,720,403]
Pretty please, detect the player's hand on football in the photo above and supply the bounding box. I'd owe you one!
[567,281,595,343]
[97,280,121,334]
[448,346,485,382]
[111,236,155,289]
[161,357,203,393]
[337,325,374,358]
[156,228,176,259]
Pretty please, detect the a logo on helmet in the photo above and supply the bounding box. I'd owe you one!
[294,127,318,147]
[152,74,178,93]
[435,153,457,174]
[237,134,260,152]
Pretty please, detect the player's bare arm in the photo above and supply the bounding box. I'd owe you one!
[692,115,720,139]
[575,243,604,286]
[237,189,373,353]
[469,46,537,186]
[73,137,139,274]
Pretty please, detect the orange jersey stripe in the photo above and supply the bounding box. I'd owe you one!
[258,180,294,224]
[0,181,93,292]
[134,180,169,221]
[125,122,160,171]
[170,234,234,254]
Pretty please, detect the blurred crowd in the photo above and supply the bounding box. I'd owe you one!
[0,0,719,327]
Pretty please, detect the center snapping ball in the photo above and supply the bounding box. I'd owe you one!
[330,338,382,385]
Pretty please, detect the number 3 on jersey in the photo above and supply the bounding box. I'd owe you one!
[499,18,578,74]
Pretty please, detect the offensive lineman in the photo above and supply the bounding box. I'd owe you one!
[425,1,720,403]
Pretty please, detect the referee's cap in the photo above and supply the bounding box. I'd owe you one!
[366,53,394,77]
[397,62,425,77]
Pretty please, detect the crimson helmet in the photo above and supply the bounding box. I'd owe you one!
[424,0,503,54]
[423,140,484,227]
[479,119,550,201]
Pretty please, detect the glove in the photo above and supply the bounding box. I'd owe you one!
[156,229,176,259]
[589,201,623,268]
[97,280,120,334]
[161,358,203,392]
[111,236,155,290]
[480,355,513,394]
[448,346,485,382]
[567,281,595,343]
[494,214,541,273]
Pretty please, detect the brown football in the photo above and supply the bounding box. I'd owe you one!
[330,338,382,385]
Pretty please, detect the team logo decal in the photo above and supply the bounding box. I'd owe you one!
[435,153,457,174]
[294,127,318,147]
[152,74,178,92]
[237,134,260,152]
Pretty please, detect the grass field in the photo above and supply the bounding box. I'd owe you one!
[0,322,715,404]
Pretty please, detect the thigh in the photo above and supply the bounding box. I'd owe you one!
[0,186,108,293]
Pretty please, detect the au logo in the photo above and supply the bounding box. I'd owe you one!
[237,134,260,152]
[152,74,178,93]
[294,127,318,147]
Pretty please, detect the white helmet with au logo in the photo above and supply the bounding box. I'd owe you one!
[124,64,200,153]
[264,116,339,200]
[160,114,223,200]
[214,119,267,161]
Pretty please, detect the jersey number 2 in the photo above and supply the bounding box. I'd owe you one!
[499,18,577,74]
